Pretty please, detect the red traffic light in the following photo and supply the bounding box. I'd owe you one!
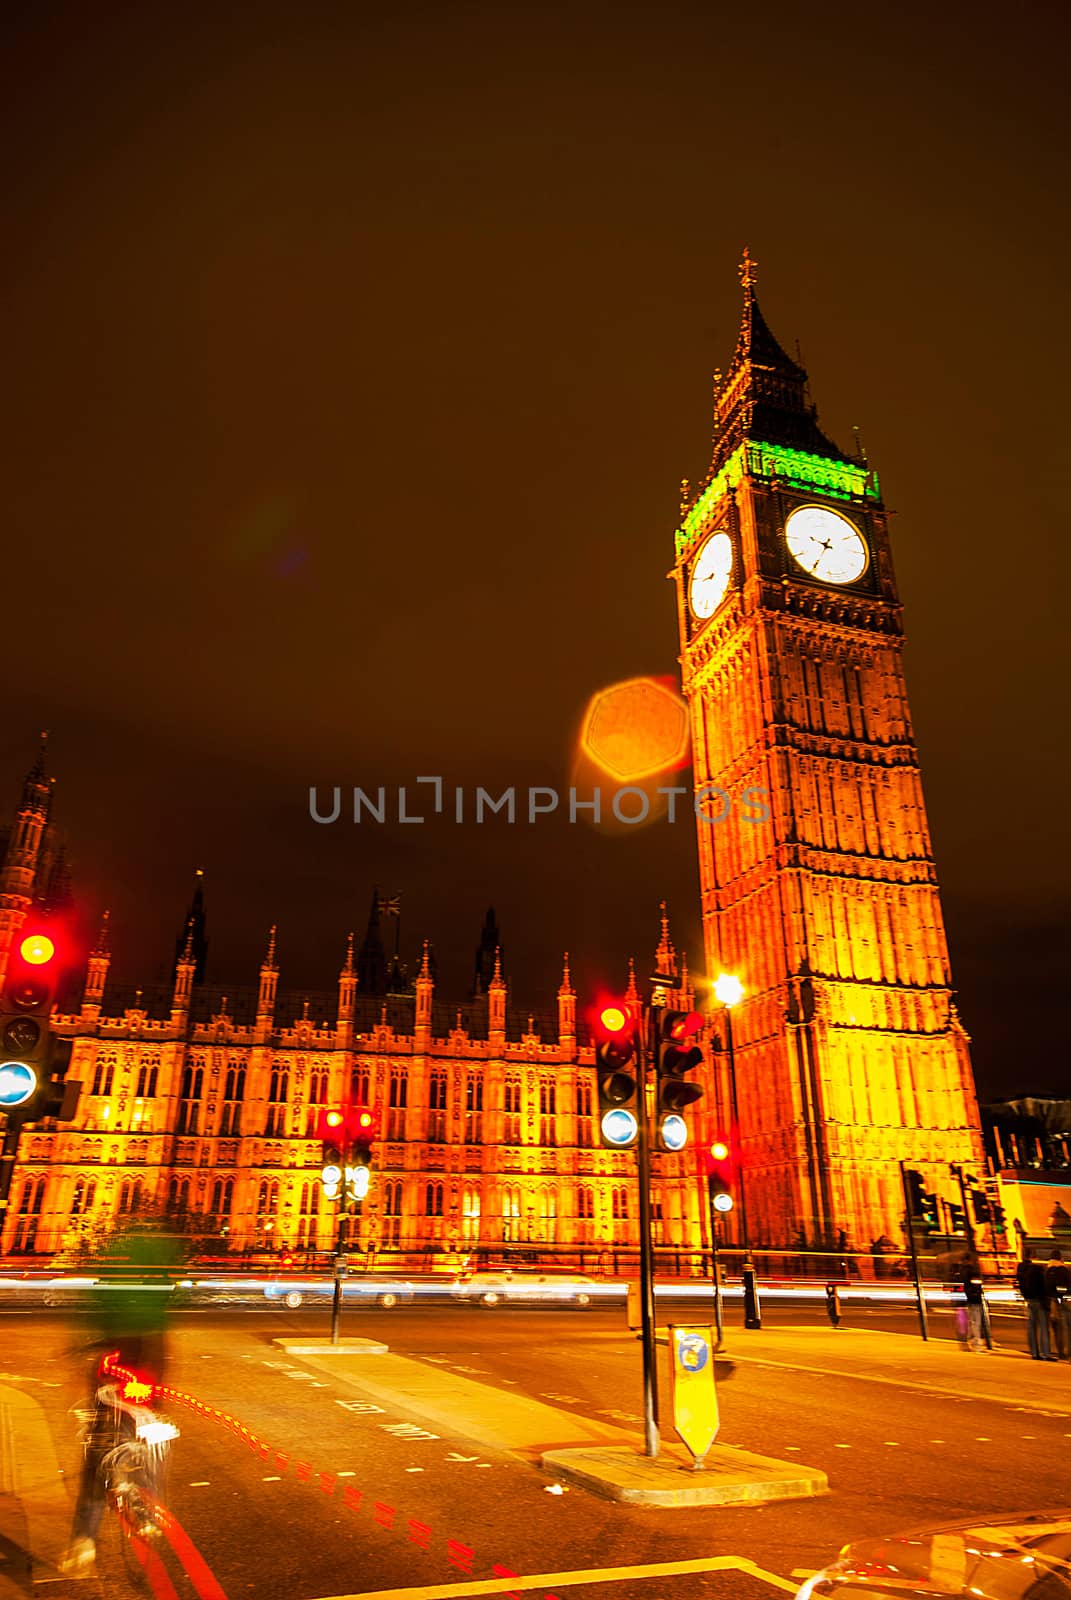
[325,1109,344,1128]
[356,1110,374,1130]
[710,1140,730,1162]
[4,923,65,1016]
[666,1010,704,1041]
[19,933,56,966]
[598,1003,632,1036]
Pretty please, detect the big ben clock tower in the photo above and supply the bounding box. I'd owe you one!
[675,253,984,1250]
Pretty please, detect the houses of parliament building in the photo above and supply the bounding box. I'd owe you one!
[1,260,986,1261]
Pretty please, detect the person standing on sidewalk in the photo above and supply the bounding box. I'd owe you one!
[962,1255,986,1351]
[1046,1250,1071,1360]
[1017,1249,1053,1360]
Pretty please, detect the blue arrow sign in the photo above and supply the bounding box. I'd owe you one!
[0,1060,37,1108]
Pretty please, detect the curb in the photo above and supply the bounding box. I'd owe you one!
[541,1443,828,1507]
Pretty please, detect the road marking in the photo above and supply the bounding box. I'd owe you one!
[262,1475,281,1481]
[930,1439,946,1444]
[784,1445,801,1451]
[446,1452,480,1463]
[380,1423,440,1441]
[404,1467,423,1473]
[337,1399,385,1414]
[189,1481,211,1487]
[833,1443,851,1449]
[884,1441,900,1446]
[729,1351,1071,1417]
[337,1471,356,1477]
[976,1436,992,1441]
[323,1554,799,1596]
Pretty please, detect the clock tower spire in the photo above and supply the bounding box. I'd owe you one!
[675,259,983,1252]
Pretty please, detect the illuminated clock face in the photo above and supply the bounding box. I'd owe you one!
[688,532,733,619]
[785,506,868,584]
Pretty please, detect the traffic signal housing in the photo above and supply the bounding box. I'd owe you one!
[347,1107,378,1199]
[318,1107,346,1198]
[705,1136,735,1215]
[904,1169,939,1233]
[594,1001,639,1149]
[1,926,80,1125]
[1,924,65,1093]
[656,1009,704,1150]
[947,1201,966,1236]
[971,1190,992,1225]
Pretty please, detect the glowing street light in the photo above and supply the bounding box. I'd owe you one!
[713,972,744,1008]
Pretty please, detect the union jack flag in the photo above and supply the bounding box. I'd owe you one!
[377,895,401,917]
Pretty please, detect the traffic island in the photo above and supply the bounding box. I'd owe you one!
[541,1443,828,1507]
[272,1336,389,1356]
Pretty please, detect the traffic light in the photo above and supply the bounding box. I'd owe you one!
[346,1107,378,1199]
[0,924,64,1109]
[0,926,80,1125]
[319,1107,346,1199]
[971,1190,992,1225]
[29,1037,80,1123]
[656,1009,704,1150]
[594,1001,639,1148]
[705,1136,735,1215]
[904,1169,939,1233]
[990,1200,1007,1234]
[947,1201,966,1236]
[348,1106,377,1166]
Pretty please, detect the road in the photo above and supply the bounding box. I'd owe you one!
[0,1305,1066,1600]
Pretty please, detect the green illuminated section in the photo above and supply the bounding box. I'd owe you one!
[676,442,880,559]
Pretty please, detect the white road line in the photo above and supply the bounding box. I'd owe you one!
[189,1481,211,1487]
[263,1475,281,1481]
[337,1471,356,1477]
[318,1553,800,1597]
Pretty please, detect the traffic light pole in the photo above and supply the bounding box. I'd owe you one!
[707,1188,725,1350]
[331,1192,354,1346]
[899,1160,929,1342]
[636,1007,660,1460]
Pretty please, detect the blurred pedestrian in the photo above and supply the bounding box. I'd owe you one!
[960,1254,986,1350]
[1046,1250,1071,1360]
[1017,1249,1054,1360]
[62,1221,182,1573]
[824,1282,841,1328]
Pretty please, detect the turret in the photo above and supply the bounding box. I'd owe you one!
[256,926,278,1040]
[81,910,112,1020]
[171,920,196,1020]
[488,947,506,1042]
[415,939,434,1036]
[0,736,52,986]
[336,932,356,1047]
[654,900,678,981]
[557,951,575,1047]
[357,888,387,996]
[172,869,208,985]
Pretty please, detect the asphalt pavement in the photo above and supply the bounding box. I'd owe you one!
[0,1304,1066,1600]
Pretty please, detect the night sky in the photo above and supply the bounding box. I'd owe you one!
[2,2,1068,1100]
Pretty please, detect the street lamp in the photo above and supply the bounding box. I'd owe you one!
[713,971,761,1329]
